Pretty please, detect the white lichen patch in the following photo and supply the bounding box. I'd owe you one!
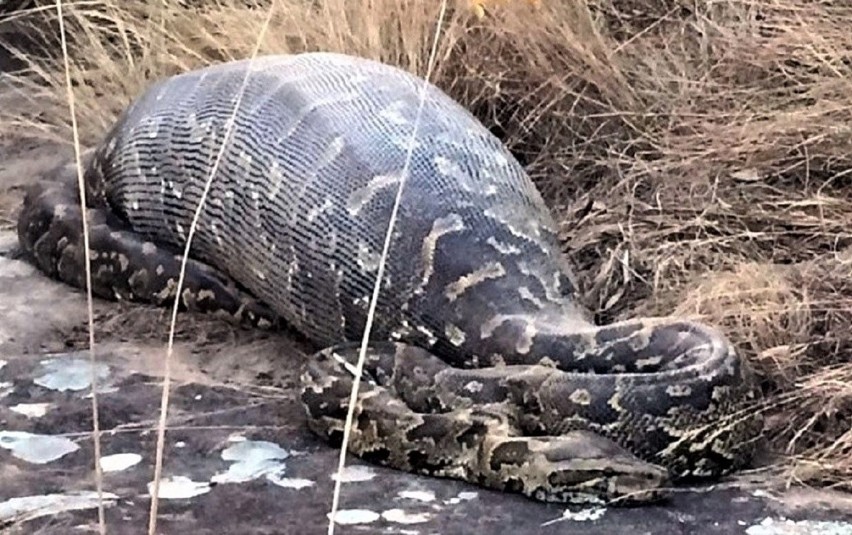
[9,402,50,418]
[398,490,436,503]
[34,354,110,392]
[0,360,6,373]
[746,517,852,535]
[0,491,118,523]
[0,430,79,464]
[147,476,211,499]
[444,491,478,505]
[82,385,120,398]
[382,508,432,524]
[331,464,376,483]
[212,440,290,484]
[99,453,142,473]
[541,506,607,526]
[267,476,315,489]
[328,509,380,525]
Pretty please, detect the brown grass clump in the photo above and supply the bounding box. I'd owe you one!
[2,0,852,490]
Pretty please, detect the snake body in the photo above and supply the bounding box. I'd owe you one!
[16,53,762,505]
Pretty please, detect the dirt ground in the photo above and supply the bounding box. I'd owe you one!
[0,110,851,535]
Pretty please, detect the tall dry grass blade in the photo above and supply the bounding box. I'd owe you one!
[53,0,105,533]
[146,4,278,535]
[326,2,450,533]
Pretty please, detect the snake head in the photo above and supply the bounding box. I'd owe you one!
[480,430,672,506]
[538,455,672,506]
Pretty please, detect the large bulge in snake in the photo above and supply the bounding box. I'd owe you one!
[16,52,763,505]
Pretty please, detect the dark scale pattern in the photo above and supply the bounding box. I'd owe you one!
[17,52,765,506]
[86,54,567,349]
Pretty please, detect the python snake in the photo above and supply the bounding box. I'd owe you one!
[15,52,763,505]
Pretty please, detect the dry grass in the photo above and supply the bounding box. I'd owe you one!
[2,0,852,492]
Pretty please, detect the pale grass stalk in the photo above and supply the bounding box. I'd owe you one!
[147,4,277,535]
[326,3,449,533]
[53,0,106,533]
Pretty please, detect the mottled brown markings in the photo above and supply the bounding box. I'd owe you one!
[307,198,334,223]
[52,204,68,218]
[265,162,285,200]
[285,244,299,292]
[356,241,381,273]
[434,156,474,192]
[117,254,130,272]
[569,389,592,406]
[418,213,464,291]
[480,314,512,339]
[515,322,537,355]
[154,278,177,300]
[635,355,663,370]
[483,205,543,244]
[518,286,545,309]
[515,260,563,303]
[415,325,438,346]
[444,323,466,347]
[486,236,520,255]
[353,294,370,309]
[536,356,558,368]
[463,381,483,393]
[285,91,360,140]
[665,384,692,398]
[315,136,345,174]
[379,100,408,125]
[346,172,402,216]
[445,261,506,302]
[607,385,626,414]
[238,149,253,168]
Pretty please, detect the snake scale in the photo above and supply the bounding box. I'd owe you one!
[16,52,763,505]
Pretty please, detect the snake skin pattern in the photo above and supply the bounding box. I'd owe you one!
[16,52,763,505]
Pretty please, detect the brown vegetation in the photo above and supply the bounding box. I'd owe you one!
[2,0,851,491]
